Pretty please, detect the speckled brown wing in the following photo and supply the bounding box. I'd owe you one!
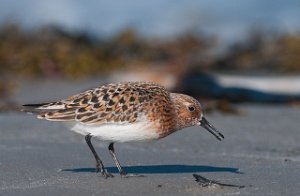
[34,82,175,127]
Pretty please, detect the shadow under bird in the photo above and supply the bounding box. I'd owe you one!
[23,82,224,178]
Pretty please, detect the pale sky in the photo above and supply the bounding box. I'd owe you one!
[0,0,299,42]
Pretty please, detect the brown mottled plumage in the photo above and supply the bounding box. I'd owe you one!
[23,81,224,178]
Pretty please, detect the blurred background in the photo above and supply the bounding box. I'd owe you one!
[1,0,300,112]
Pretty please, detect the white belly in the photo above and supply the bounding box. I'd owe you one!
[68,121,160,143]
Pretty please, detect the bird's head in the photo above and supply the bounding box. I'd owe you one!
[170,93,224,141]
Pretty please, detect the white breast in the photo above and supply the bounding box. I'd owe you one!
[68,121,160,143]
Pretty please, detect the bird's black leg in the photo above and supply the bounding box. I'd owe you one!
[108,143,126,176]
[108,142,144,178]
[85,134,113,178]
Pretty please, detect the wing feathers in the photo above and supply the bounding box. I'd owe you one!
[23,82,169,125]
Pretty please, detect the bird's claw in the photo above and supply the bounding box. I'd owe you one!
[101,169,114,178]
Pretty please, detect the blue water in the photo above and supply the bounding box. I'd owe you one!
[0,0,299,42]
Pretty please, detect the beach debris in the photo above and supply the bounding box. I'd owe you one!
[193,174,245,188]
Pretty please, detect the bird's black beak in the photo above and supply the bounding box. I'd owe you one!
[200,117,224,141]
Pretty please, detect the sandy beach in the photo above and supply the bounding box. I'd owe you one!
[0,79,300,195]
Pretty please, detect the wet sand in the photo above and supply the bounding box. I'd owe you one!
[1,79,300,195]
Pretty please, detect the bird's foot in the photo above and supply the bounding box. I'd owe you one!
[100,169,114,178]
[95,165,114,178]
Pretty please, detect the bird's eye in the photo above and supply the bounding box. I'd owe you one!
[187,106,195,112]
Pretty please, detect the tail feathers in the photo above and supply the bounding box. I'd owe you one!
[22,101,65,110]
[22,102,62,115]
[21,104,49,115]
[23,102,52,108]
[22,102,76,121]
[21,108,41,115]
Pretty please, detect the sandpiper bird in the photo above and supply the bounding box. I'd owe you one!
[23,82,224,178]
